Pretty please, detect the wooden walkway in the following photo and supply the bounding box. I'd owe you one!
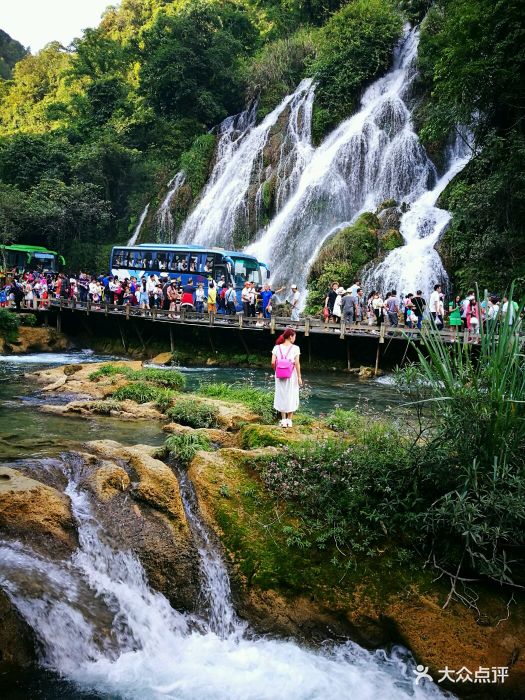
[37,298,486,346]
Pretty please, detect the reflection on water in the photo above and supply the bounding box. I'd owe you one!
[0,351,401,458]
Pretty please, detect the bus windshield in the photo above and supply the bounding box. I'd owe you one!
[231,257,262,287]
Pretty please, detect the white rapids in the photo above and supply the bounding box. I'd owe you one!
[0,457,450,700]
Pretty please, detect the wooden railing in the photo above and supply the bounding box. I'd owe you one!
[32,298,500,345]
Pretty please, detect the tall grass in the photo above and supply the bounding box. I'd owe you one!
[396,289,525,588]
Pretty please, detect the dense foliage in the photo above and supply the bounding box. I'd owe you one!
[0,29,27,80]
[417,0,525,292]
[260,307,525,596]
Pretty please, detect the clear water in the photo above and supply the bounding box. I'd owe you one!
[0,352,445,699]
[0,452,449,700]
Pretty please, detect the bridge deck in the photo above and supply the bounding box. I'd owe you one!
[35,299,493,346]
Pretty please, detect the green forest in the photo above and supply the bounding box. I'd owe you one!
[0,0,523,291]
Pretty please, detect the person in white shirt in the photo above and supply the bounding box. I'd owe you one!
[429,284,444,330]
[290,284,300,321]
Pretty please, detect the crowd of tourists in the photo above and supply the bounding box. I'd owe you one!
[2,270,521,334]
[1,270,298,324]
[324,280,521,334]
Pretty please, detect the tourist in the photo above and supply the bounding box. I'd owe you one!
[138,278,149,310]
[355,288,365,324]
[332,286,344,323]
[448,294,462,334]
[241,282,251,317]
[271,327,303,428]
[167,280,178,318]
[290,284,300,321]
[195,282,205,318]
[413,290,426,330]
[248,282,257,318]
[486,296,500,328]
[501,295,519,325]
[348,278,361,296]
[225,283,237,314]
[404,293,414,325]
[207,280,217,318]
[324,282,339,322]
[341,288,355,324]
[466,297,481,337]
[385,289,399,327]
[366,291,376,326]
[372,291,384,327]
[429,284,444,330]
[261,283,284,321]
[181,277,195,311]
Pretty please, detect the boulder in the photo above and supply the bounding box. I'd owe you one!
[2,326,69,355]
[28,361,143,398]
[0,590,36,671]
[0,466,76,554]
[163,423,236,447]
[150,352,174,366]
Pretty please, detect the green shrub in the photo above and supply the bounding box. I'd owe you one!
[179,134,216,198]
[18,313,37,327]
[166,397,219,429]
[89,364,132,381]
[395,290,525,586]
[131,368,186,390]
[112,382,173,405]
[309,0,403,141]
[197,382,274,423]
[380,229,404,253]
[0,308,19,342]
[164,432,211,463]
[305,212,378,314]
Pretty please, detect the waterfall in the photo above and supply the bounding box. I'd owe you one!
[361,135,472,299]
[0,456,448,699]
[156,171,186,243]
[127,203,150,246]
[177,79,315,248]
[247,27,442,297]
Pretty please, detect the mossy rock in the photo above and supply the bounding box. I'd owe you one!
[380,228,404,253]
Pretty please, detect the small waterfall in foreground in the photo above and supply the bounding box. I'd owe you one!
[177,80,315,248]
[247,27,439,296]
[156,171,186,243]
[362,136,471,298]
[0,456,448,699]
[127,203,150,246]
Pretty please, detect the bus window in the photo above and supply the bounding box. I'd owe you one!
[232,258,261,286]
[189,254,199,273]
[113,249,124,268]
[180,255,189,272]
[203,256,214,274]
[158,253,168,271]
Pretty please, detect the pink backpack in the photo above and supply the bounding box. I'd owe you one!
[275,345,294,379]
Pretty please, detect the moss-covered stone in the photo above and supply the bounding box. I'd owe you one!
[380,228,404,253]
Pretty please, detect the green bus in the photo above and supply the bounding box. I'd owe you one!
[0,245,65,274]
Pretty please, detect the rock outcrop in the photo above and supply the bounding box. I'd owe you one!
[0,326,69,355]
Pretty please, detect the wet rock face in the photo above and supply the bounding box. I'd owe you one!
[0,466,77,555]
[0,326,69,355]
[0,590,36,670]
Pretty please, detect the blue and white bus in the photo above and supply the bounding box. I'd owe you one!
[109,243,270,302]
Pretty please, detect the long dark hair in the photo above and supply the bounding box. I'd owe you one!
[276,328,296,345]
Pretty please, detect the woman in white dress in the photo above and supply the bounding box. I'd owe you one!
[271,328,303,428]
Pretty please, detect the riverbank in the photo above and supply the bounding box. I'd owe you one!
[0,357,523,697]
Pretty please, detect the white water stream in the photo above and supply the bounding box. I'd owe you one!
[156,171,186,243]
[127,203,150,246]
[177,80,315,248]
[0,456,449,699]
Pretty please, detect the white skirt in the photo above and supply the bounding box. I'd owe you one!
[274,371,300,413]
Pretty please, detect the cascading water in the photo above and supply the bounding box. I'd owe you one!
[177,79,315,248]
[361,135,471,299]
[127,203,150,246]
[156,171,186,243]
[247,27,441,296]
[0,454,449,699]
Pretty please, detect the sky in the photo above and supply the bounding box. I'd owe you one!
[2,0,119,53]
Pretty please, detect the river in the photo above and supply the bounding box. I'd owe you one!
[0,351,446,700]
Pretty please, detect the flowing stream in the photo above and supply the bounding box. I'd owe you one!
[0,453,447,700]
[0,353,449,698]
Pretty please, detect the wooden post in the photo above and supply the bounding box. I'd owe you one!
[86,300,91,316]
[339,321,345,340]
[304,318,310,337]
[170,326,175,354]
[134,321,146,353]
[346,339,351,370]
[125,304,130,321]
[153,306,157,321]
[105,303,109,317]
[56,311,62,333]
[238,313,243,328]
[118,322,128,352]
[270,316,276,334]
[308,335,312,366]
[374,323,386,376]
